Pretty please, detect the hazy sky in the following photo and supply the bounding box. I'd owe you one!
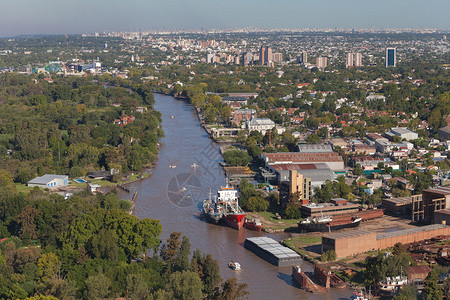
[0,0,449,37]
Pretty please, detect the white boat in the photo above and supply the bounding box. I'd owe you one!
[379,276,408,291]
[350,291,368,300]
[228,261,241,271]
[170,115,174,119]
[169,164,176,169]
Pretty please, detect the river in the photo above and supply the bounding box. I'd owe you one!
[121,93,354,300]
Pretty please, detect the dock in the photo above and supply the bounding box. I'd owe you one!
[244,237,302,266]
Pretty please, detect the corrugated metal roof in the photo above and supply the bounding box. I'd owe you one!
[423,186,450,195]
[28,174,68,185]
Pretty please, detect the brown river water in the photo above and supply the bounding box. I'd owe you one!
[119,93,355,300]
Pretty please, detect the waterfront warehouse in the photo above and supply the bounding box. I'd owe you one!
[244,237,302,266]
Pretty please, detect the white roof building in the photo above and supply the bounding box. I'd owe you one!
[28,174,69,189]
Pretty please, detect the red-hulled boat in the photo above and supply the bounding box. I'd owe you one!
[218,186,246,230]
[245,218,263,231]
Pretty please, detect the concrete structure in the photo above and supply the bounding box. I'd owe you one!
[246,118,276,134]
[388,127,418,141]
[262,152,344,171]
[278,170,312,205]
[434,209,450,225]
[297,144,333,153]
[354,52,363,67]
[28,174,68,188]
[386,47,396,67]
[244,237,302,266]
[382,196,416,216]
[413,187,450,223]
[323,224,450,259]
[269,163,336,187]
[297,51,308,64]
[366,94,386,102]
[222,96,248,106]
[438,126,450,140]
[231,109,256,125]
[351,156,384,167]
[300,201,360,218]
[316,57,328,69]
[346,52,354,68]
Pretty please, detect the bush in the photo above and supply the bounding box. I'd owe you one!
[245,196,269,212]
[321,250,336,262]
[283,205,302,219]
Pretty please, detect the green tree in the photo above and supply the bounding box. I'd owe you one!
[168,271,203,300]
[245,196,269,212]
[393,285,418,300]
[85,272,111,300]
[423,268,443,300]
[126,273,148,300]
[215,277,249,300]
[353,164,363,176]
[37,253,61,282]
[160,232,182,262]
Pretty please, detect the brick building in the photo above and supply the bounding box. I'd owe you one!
[323,224,450,259]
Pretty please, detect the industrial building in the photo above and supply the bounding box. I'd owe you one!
[262,152,344,171]
[382,195,422,216]
[300,200,360,218]
[244,237,302,266]
[322,224,450,259]
[412,186,450,223]
[27,174,69,189]
[268,163,336,184]
[297,144,333,153]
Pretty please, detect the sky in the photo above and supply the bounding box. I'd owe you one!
[0,0,449,37]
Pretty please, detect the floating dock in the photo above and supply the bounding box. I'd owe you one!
[244,237,302,266]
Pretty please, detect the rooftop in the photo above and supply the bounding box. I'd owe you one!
[422,186,450,196]
[264,152,343,163]
[323,230,374,240]
[376,224,450,240]
[28,174,68,185]
[382,196,412,205]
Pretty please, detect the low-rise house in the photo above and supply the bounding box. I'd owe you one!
[28,174,68,188]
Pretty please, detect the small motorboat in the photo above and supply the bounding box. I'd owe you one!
[228,261,241,271]
[170,115,174,119]
[245,218,263,231]
[169,164,176,169]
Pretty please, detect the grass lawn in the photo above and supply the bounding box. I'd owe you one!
[253,211,301,230]
[284,235,322,249]
[15,183,34,194]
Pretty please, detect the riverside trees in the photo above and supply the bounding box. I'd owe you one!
[0,185,248,299]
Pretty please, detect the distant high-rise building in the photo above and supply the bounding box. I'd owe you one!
[297,51,308,64]
[259,46,266,65]
[316,57,327,69]
[234,56,240,65]
[346,53,354,68]
[242,52,252,66]
[354,52,363,67]
[264,47,273,64]
[206,53,214,64]
[386,47,396,67]
[273,52,283,63]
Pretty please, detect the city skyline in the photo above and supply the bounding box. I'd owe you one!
[0,0,449,37]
